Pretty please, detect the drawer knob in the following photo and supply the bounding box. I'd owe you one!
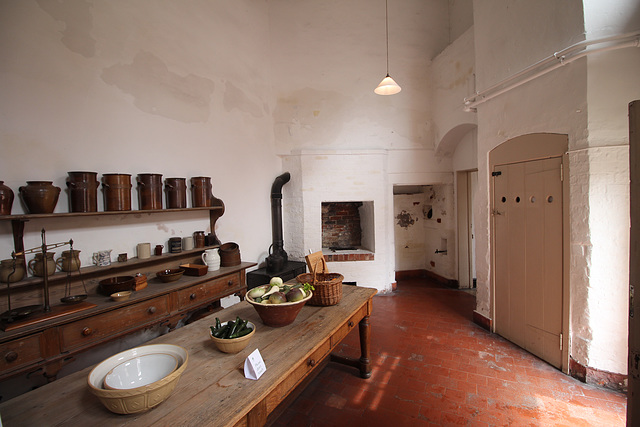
[5,351,18,363]
[190,293,197,300]
[308,359,316,367]
[82,327,93,336]
[348,321,354,328]
[227,280,233,286]
[148,306,157,314]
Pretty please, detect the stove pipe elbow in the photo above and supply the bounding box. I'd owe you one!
[271,172,291,199]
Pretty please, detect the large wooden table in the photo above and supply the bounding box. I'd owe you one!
[0,285,376,426]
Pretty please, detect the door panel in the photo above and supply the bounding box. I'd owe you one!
[494,156,563,368]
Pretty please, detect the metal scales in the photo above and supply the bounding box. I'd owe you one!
[1,229,87,324]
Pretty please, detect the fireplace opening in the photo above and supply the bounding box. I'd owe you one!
[322,201,374,261]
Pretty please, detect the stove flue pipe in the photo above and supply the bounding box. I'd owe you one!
[266,172,291,274]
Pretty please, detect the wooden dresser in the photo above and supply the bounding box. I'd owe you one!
[0,206,255,387]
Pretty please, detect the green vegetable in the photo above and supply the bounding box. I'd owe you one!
[213,323,229,338]
[227,316,242,338]
[229,319,248,338]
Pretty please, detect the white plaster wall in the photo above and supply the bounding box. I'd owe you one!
[432,26,477,155]
[283,151,394,293]
[0,1,280,268]
[424,184,456,279]
[472,0,639,375]
[268,0,450,153]
[394,193,428,271]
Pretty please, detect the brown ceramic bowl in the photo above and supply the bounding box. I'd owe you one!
[156,268,184,283]
[98,276,135,296]
[246,289,312,327]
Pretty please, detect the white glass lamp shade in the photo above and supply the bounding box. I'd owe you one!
[374,75,402,95]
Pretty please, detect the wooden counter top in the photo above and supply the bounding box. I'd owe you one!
[0,284,377,427]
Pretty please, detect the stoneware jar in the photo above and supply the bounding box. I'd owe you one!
[0,259,26,283]
[19,181,61,214]
[67,171,99,212]
[0,181,14,215]
[190,176,212,207]
[165,177,187,209]
[28,252,56,277]
[137,173,163,210]
[102,174,132,211]
[56,249,81,272]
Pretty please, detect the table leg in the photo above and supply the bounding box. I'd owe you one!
[358,315,372,378]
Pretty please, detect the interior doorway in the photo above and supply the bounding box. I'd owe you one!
[457,170,477,289]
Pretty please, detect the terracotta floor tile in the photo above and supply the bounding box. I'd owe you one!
[272,277,627,426]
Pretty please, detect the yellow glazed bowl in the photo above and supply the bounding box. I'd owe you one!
[209,321,256,353]
[87,344,188,414]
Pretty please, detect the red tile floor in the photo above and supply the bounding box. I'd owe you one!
[273,277,627,426]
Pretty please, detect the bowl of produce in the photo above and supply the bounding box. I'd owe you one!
[87,344,188,414]
[209,316,256,353]
[245,280,313,327]
[156,268,184,283]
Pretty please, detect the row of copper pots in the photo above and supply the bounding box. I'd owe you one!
[0,173,217,215]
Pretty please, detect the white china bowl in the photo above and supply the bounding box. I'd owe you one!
[104,352,178,390]
[87,344,188,414]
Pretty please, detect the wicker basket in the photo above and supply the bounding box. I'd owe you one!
[296,271,344,306]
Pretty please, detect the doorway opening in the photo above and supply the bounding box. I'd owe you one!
[457,170,477,289]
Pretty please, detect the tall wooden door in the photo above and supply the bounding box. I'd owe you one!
[493,156,563,368]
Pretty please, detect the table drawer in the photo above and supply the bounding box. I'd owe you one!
[176,273,242,310]
[278,338,331,401]
[59,296,169,352]
[330,304,368,347]
[0,334,43,374]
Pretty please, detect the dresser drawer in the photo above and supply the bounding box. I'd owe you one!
[176,273,242,310]
[0,334,43,374]
[59,296,169,352]
[330,304,368,347]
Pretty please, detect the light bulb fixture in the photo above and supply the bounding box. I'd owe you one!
[374,0,401,95]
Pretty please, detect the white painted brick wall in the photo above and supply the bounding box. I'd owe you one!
[283,151,394,293]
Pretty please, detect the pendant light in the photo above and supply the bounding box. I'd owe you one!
[374,0,401,95]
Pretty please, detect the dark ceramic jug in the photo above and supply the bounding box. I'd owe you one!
[0,181,14,215]
[19,181,61,214]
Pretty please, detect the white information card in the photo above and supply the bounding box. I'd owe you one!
[244,348,266,380]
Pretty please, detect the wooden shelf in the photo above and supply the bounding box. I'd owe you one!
[0,206,223,222]
[0,245,221,293]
